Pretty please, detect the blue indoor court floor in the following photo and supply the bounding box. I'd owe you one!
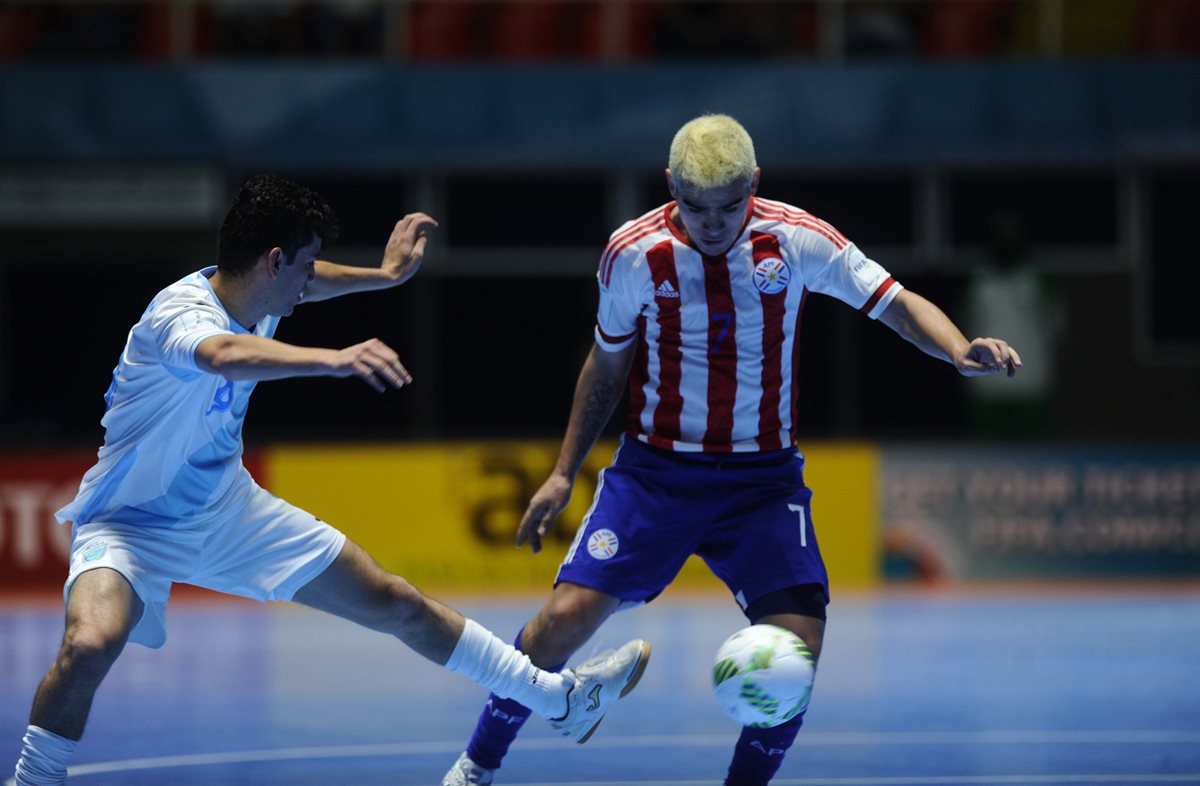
[3,589,1199,785]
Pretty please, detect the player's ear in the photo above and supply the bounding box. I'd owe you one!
[266,247,283,277]
[750,167,761,196]
[665,169,676,197]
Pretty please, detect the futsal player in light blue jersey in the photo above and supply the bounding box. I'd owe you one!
[12,175,650,786]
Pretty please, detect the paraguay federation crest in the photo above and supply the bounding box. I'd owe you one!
[753,256,792,295]
[587,529,620,560]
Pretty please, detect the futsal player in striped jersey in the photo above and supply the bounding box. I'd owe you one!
[442,115,1021,786]
[12,175,650,786]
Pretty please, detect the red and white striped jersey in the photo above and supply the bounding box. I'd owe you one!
[595,196,902,453]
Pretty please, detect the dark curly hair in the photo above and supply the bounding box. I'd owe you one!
[217,175,339,276]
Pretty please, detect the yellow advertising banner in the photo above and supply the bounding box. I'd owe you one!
[266,441,880,596]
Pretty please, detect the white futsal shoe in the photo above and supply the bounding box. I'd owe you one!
[549,638,652,744]
[441,751,494,786]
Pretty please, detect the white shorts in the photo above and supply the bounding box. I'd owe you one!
[65,475,346,649]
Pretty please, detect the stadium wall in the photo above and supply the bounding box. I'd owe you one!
[4,443,1199,597]
[0,442,876,595]
[3,62,1200,167]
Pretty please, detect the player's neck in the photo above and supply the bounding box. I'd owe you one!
[208,269,265,331]
[666,205,699,251]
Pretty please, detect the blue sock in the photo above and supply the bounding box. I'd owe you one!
[724,713,805,786]
[464,628,567,771]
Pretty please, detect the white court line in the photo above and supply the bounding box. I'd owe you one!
[3,731,1198,784]
[504,779,1200,785]
[467,779,1200,785]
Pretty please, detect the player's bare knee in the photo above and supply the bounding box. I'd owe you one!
[747,586,828,661]
[59,623,126,682]
[531,601,603,655]
[760,617,823,662]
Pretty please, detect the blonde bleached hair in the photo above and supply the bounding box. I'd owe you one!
[669,114,757,190]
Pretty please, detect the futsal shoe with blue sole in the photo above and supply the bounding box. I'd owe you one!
[549,638,652,744]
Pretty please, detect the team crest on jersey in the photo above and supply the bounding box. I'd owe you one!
[206,379,234,415]
[80,540,107,564]
[753,257,791,295]
[587,528,620,560]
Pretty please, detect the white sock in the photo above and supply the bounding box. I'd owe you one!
[444,619,572,719]
[14,725,75,786]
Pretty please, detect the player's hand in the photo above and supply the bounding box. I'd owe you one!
[381,213,439,285]
[955,337,1022,378]
[329,338,412,392]
[516,474,574,554]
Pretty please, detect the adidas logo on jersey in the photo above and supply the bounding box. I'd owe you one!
[654,280,680,299]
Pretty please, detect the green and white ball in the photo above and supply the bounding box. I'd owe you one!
[712,624,815,728]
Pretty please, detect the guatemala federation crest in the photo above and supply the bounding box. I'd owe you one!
[80,540,108,564]
[587,529,620,560]
[752,256,792,295]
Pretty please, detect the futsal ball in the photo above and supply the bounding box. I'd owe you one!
[712,624,815,728]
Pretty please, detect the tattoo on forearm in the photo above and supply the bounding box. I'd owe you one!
[574,376,622,457]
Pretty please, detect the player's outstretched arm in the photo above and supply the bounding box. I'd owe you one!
[195,334,412,391]
[516,342,635,553]
[302,213,438,302]
[878,289,1022,378]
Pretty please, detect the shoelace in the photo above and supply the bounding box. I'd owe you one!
[576,648,616,671]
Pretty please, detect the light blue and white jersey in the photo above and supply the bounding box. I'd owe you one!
[57,267,280,528]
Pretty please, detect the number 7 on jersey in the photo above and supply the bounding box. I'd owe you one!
[787,504,808,548]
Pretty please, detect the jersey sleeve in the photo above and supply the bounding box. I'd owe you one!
[594,234,651,352]
[788,221,903,319]
[149,291,234,375]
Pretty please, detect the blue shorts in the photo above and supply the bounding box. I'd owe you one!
[556,436,829,613]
